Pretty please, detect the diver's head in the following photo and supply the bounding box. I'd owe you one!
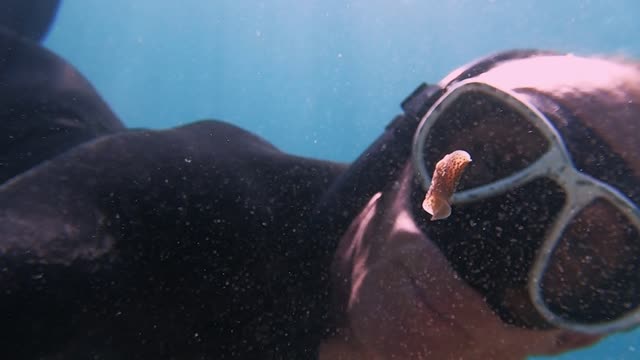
[325,50,640,359]
[412,50,640,334]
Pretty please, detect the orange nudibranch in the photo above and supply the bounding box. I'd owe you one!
[422,150,472,221]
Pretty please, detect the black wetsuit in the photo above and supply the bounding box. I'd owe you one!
[0,1,418,358]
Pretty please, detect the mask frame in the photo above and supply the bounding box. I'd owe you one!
[410,79,640,334]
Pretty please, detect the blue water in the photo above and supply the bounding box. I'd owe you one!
[44,1,640,358]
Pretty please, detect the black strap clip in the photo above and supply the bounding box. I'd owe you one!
[400,82,444,121]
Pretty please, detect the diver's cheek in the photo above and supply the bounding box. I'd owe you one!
[346,245,459,359]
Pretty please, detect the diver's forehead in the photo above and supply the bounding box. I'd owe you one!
[472,55,637,94]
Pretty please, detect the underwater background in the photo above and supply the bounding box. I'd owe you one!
[44,1,640,358]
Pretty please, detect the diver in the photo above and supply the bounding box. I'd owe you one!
[1,0,639,359]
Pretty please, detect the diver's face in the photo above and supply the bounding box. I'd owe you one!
[325,163,599,360]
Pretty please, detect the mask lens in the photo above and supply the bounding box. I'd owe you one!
[540,199,640,324]
[421,91,550,191]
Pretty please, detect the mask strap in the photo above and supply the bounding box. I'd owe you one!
[308,82,443,256]
[400,82,444,121]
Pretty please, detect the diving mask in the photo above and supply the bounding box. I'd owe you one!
[410,78,640,334]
